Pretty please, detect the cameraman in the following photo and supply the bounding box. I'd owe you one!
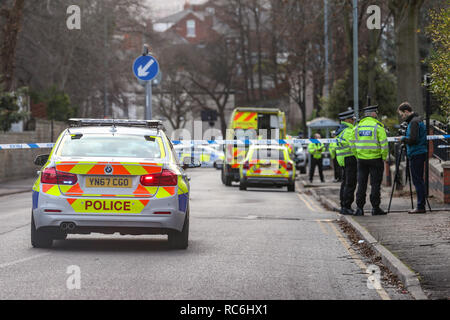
[398,102,428,214]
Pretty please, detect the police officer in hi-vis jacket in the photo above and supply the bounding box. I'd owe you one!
[308,133,325,183]
[335,109,357,215]
[352,105,388,216]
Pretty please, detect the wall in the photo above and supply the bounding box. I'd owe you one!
[0,120,66,183]
[429,159,450,204]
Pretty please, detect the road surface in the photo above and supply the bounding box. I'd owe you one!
[0,169,410,299]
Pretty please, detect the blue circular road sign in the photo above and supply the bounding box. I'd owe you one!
[133,55,159,82]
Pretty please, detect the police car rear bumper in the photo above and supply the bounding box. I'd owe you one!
[244,177,291,186]
[33,193,187,233]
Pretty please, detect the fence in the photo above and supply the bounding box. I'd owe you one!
[431,120,449,162]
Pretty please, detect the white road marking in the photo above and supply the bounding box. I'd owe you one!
[0,253,51,269]
[327,221,391,300]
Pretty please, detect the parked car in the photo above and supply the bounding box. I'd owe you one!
[293,143,307,174]
[174,145,224,169]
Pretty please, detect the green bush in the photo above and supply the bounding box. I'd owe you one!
[31,86,77,122]
[0,87,29,132]
[426,6,450,122]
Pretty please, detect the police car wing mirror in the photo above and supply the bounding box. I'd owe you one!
[34,154,49,166]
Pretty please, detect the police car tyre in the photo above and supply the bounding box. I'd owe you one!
[31,213,53,248]
[239,180,247,191]
[168,210,189,250]
[300,167,306,174]
[287,182,295,192]
[222,168,232,186]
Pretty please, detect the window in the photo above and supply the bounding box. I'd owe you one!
[252,149,285,161]
[57,134,164,159]
[186,20,196,38]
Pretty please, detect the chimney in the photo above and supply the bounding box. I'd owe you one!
[184,0,190,10]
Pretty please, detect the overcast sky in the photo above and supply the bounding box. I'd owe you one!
[146,0,208,19]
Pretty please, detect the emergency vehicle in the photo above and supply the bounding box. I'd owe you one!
[31,119,195,249]
[239,145,295,191]
[221,108,287,186]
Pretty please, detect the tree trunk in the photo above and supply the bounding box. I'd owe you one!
[0,0,25,91]
[392,0,424,114]
[367,30,378,102]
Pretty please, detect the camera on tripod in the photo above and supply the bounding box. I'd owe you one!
[398,121,408,136]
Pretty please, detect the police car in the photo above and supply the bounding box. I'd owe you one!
[31,119,197,249]
[174,145,224,169]
[239,145,296,191]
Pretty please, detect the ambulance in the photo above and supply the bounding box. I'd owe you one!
[221,108,286,186]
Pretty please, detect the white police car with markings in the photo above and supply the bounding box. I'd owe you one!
[31,119,198,249]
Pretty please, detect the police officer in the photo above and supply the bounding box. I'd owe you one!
[398,102,428,214]
[352,105,388,216]
[308,133,325,183]
[335,109,357,215]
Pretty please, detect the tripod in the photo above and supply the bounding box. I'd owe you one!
[387,144,432,213]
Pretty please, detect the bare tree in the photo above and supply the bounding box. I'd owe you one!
[389,0,425,113]
[0,0,25,91]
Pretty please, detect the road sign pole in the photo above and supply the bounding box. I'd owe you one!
[146,81,152,120]
[353,0,359,120]
[133,46,159,120]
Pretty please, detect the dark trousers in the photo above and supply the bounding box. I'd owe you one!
[409,153,427,210]
[333,158,342,180]
[340,156,357,209]
[309,157,324,182]
[356,158,384,209]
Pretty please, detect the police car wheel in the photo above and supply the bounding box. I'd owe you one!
[287,183,295,192]
[300,167,306,174]
[223,170,232,186]
[221,167,227,185]
[31,213,53,248]
[168,211,189,250]
[239,181,247,191]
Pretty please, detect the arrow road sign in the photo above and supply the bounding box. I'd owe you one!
[133,55,159,82]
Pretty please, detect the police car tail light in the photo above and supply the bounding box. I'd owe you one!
[56,172,78,185]
[41,167,77,185]
[286,162,293,171]
[41,167,58,184]
[159,169,178,186]
[140,170,177,187]
[140,174,159,186]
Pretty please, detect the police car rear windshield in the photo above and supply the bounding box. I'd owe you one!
[252,149,285,160]
[56,134,164,158]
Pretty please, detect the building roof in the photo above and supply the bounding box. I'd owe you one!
[155,9,204,24]
[306,117,340,129]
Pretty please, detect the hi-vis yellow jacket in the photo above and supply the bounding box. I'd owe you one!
[351,116,388,161]
[308,142,324,159]
[335,122,355,167]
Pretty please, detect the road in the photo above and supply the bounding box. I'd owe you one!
[0,169,410,300]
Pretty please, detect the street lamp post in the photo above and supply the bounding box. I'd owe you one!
[353,0,359,119]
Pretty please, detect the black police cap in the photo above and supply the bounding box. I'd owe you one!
[362,105,379,113]
[338,109,354,120]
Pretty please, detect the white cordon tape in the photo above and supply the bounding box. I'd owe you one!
[0,135,449,150]
[0,143,55,150]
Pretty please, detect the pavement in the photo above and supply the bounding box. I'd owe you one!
[0,177,35,196]
[0,169,411,300]
[300,168,450,300]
